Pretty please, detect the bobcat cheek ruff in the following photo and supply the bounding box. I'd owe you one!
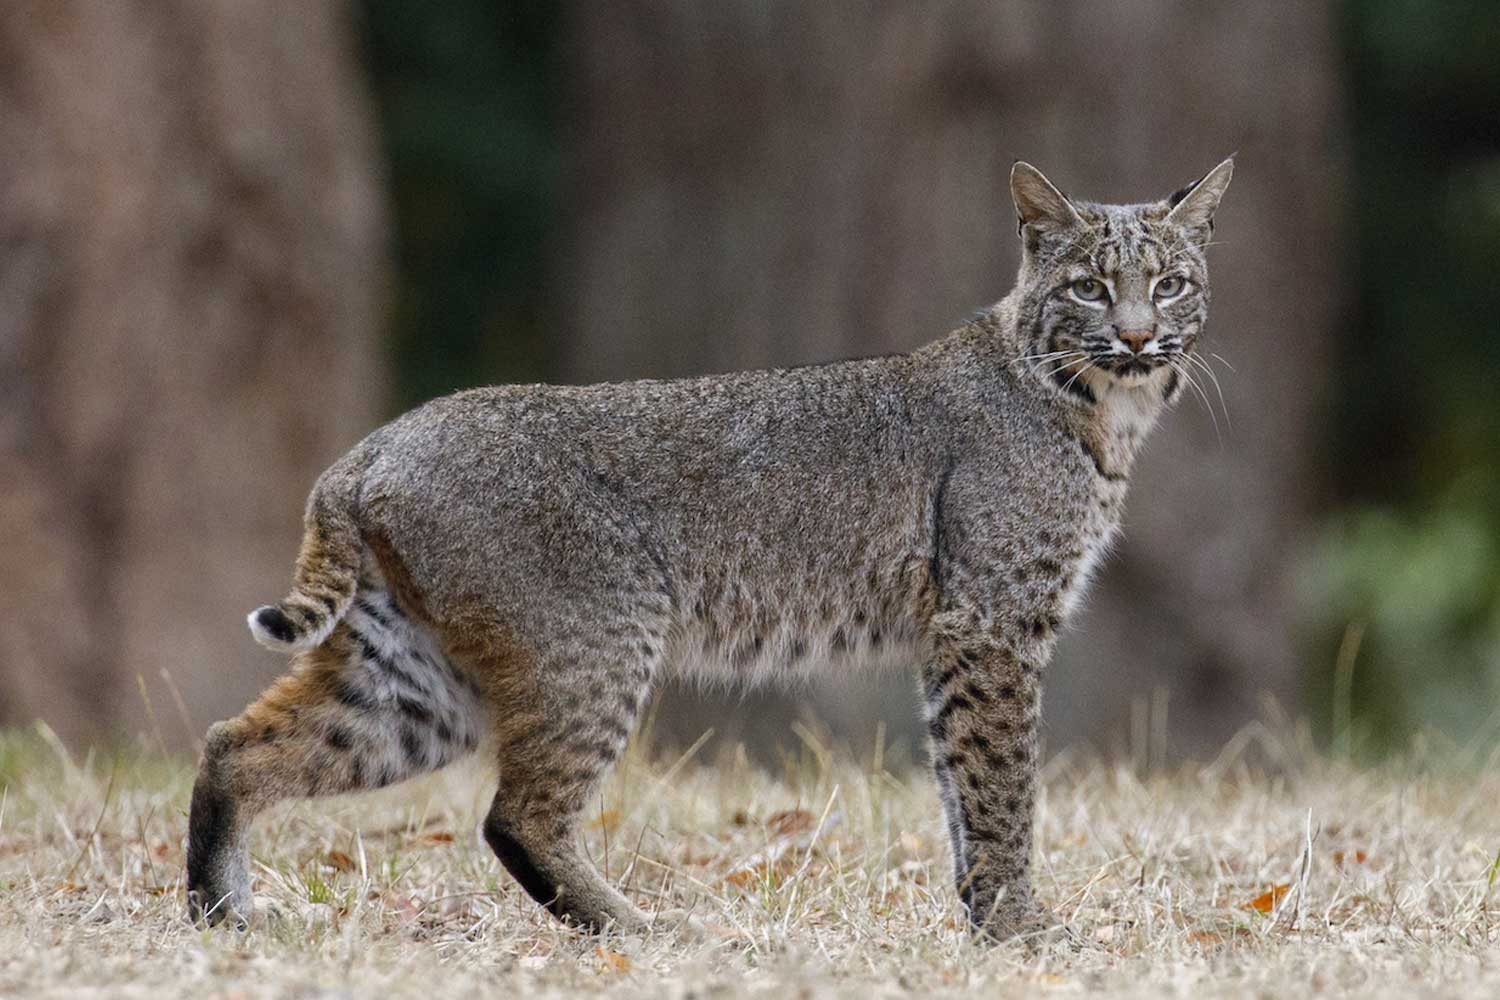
[189,158,1231,939]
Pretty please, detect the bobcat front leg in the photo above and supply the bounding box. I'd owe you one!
[922,634,1045,938]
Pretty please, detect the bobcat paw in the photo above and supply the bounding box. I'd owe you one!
[1017,914,1084,952]
[966,889,1042,940]
[186,883,253,931]
[970,900,1079,951]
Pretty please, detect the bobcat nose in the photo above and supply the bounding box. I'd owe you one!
[1117,328,1155,354]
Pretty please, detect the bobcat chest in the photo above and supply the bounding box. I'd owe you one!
[1049,378,1162,618]
[1056,478,1129,620]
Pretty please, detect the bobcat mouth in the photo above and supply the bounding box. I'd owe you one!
[1098,353,1188,380]
[1047,352,1172,398]
[1110,358,1152,377]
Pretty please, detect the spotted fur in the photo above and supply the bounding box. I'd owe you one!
[187,158,1233,939]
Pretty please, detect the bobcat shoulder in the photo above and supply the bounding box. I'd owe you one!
[187,158,1233,939]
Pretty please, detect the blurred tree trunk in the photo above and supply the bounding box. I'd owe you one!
[0,1,386,744]
[557,1,1343,758]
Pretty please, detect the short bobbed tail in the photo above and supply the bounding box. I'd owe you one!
[248,462,367,653]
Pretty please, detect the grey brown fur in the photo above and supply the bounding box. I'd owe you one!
[187,158,1233,939]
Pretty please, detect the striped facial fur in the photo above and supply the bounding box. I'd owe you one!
[1010,159,1233,409]
[187,158,1233,944]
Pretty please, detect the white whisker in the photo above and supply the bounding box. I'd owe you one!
[1167,357,1221,446]
[1013,348,1088,381]
[1186,353,1232,432]
[1010,350,1078,364]
[1060,361,1095,397]
[1034,355,1089,380]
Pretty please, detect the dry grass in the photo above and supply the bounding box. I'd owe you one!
[1,720,1498,999]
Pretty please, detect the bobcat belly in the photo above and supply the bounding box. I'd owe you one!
[668,613,924,686]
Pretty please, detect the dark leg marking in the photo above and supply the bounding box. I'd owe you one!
[185,768,247,929]
[334,678,377,711]
[483,817,566,921]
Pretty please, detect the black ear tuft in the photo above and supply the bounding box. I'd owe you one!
[1165,157,1234,232]
[1166,181,1197,210]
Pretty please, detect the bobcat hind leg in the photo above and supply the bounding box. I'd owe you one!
[473,626,660,933]
[187,587,482,927]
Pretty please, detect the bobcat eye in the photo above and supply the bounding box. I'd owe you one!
[1154,275,1186,300]
[1070,278,1108,303]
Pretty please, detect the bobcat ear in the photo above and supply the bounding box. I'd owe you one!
[1010,161,1084,236]
[1165,157,1234,232]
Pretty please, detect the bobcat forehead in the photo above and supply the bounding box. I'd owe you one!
[188,159,1231,941]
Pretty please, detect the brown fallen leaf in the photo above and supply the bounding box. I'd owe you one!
[724,867,760,888]
[725,855,801,888]
[324,850,356,873]
[390,895,424,925]
[587,810,621,833]
[1333,849,1369,867]
[421,831,455,845]
[1242,884,1291,913]
[595,945,631,972]
[766,809,814,836]
[1187,930,1226,948]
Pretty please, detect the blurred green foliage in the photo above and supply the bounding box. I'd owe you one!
[357,0,561,412]
[1304,1,1500,752]
[1302,474,1500,753]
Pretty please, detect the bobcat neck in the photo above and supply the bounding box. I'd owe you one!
[1070,367,1172,482]
[982,300,1174,484]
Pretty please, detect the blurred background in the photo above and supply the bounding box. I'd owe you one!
[2,1,1496,763]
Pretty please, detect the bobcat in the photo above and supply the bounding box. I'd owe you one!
[186,158,1233,940]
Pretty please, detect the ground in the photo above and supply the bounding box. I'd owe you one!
[0,721,1496,999]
